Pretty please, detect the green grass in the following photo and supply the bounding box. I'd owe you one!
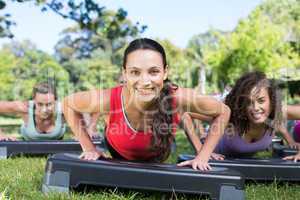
[0,129,299,199]
[0,116,23,125]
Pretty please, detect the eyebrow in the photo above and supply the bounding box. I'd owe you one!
[126,66,140,70]
[127,66,163,70]
[257,97,265,99]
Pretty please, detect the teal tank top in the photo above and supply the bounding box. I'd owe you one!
[20,100,66,140]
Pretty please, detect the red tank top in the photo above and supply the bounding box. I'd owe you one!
[105,86,180,161]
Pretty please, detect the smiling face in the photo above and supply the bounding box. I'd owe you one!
[34,92,56,119]
[123,49,168,103]
[246,87,271,125]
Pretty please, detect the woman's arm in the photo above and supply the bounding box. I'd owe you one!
[62,89,110,160]
[286,105,300,120]
[283,152,300,162]
[180,112,203,154]
[0,101,27,115]
[181,112,224,160]
[277,125,300,149]
[85,112,102,139]
[176,88,230,170]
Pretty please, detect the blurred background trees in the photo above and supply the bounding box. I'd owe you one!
[0,0,298,100]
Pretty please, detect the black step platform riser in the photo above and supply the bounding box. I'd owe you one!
[47,160,242,191]
[0,140,104,158]
[178,155,300,181]
[272,143,297,157]
[42,153,245,200]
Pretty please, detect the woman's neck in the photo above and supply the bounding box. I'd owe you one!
[246,123,266,139]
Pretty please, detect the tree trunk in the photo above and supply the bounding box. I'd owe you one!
[198,63,206,94]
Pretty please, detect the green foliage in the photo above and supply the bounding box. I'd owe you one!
[54,8,145,65]
[0,0,14,38]
[186,30,229,92]
[204,9,300,87]
[63,55,120,92]
[43,0,147,36]
[259,0,300,46]
[0,40,69,100]
[158,39,195,87]
[53,6,146,90]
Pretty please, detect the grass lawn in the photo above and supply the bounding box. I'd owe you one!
[0,130,300,199]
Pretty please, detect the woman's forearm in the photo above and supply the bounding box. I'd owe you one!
[196,105,230,160]
[278,125,295,144]
[63,100,96,152]
[286,105,300,120]
[181,113,203,153]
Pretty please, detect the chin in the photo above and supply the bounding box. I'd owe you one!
[135,93,157,102]
[251,118,268,125]
[138,96,156,103]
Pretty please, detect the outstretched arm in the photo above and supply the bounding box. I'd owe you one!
[286,105,300,120]
[181,112,225,160]
[277,125,300,149]
[62,89,110,160]
[281,105,300,161]
[84,112,102,139]
[0,101,27,141]
[180,112,203,154]
[0,101,27,115]
[176,88,230,171]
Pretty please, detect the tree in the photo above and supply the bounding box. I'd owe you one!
[157,39,194,87]
[61,53,120,92]
[0,0,146,46]
[54,9,146,65]
[258,0,300,53]
[0,40,69,100]
[204,9,300,87]
[0,0,15,38]
[0,0,145,93]
[186,30,228,93]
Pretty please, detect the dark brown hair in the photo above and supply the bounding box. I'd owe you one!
[225,71,282,135]
[123,38,177,161]
[32,82,57,100]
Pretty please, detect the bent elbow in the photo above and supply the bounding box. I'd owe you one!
[222,104,231,124]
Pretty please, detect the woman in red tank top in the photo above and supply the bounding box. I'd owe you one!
[63,38,230,171]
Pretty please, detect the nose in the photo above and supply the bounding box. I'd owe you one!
[41,105,48,112]
[252,101,260,111]
[140,73,151,85]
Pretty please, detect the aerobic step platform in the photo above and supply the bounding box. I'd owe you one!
[178,154,300,181]
[42,153,245,200]
[0,139,105,159]
[272,143,297,158]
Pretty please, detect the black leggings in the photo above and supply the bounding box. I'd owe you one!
[104,137,126,160]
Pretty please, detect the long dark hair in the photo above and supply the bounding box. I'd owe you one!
[225,71,282,135]
[123,38,177,161]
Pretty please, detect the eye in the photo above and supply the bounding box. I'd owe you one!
[150,70,160,75]
[257,98,265,104]
[37,103,43,107]
[130,70,140,76]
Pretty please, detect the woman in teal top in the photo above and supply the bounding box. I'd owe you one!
[0,82,65,141]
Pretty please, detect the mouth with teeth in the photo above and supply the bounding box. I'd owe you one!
[249,111,267,123]
[136,88,156,95]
